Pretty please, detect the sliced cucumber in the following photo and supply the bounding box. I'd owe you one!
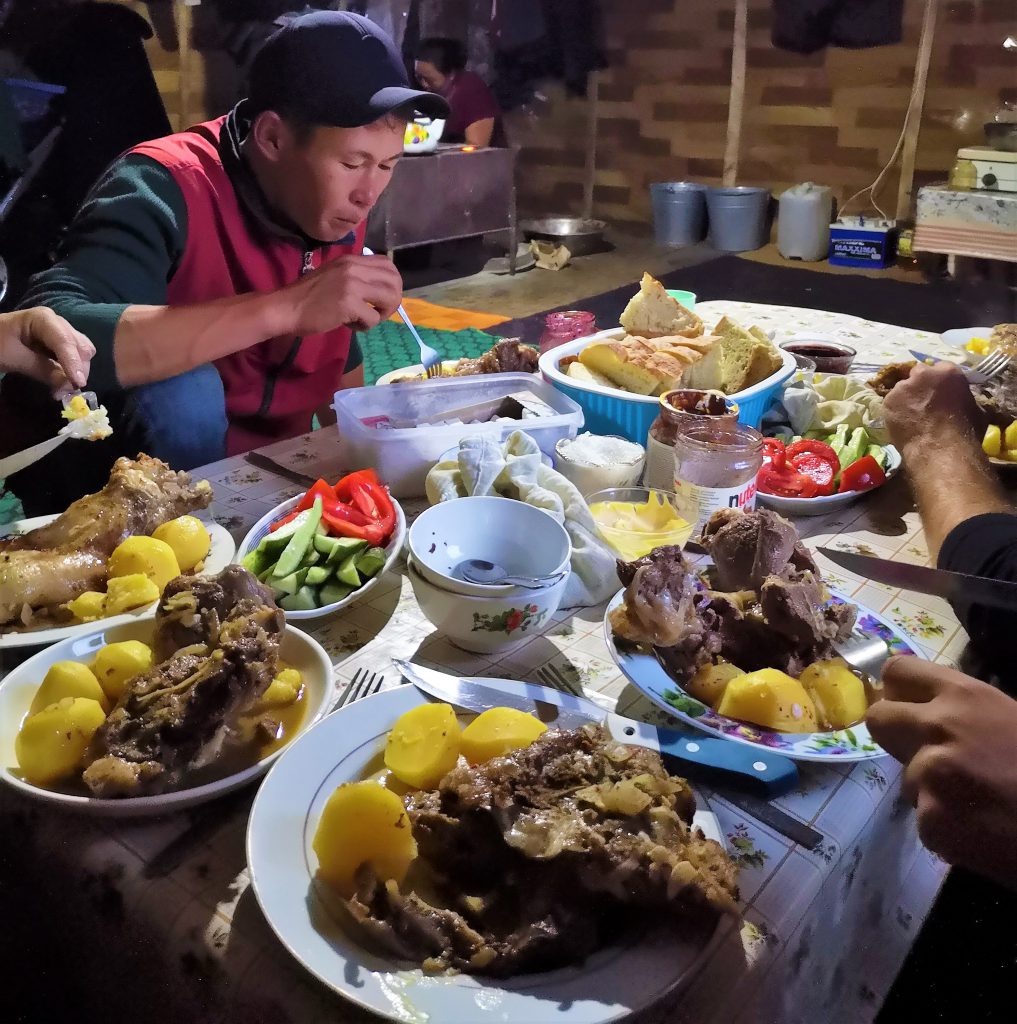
[305,565,331,586]
[272,568,308,595]
[280,585,319,612]
[313,534,369,563]
[273,498,323,577]
[242,547,272,576]
[320,581,354,606]
[258,509,312,555]
[355,546,387,579]
[336,551,362,588]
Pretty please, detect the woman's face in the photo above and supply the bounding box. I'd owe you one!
[415,59,446,92]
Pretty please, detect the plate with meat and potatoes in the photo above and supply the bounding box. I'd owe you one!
[604,508,921,762]
[0,455,235,648]
[247,680,739,1023]
[0,567,332,816]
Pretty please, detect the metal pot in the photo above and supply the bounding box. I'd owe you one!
[520,217,608,257]
[985,121,1017,153]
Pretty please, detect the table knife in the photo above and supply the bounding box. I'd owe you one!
[394,660,798,799]
[819,547,1017,609]
[243,451,318,488]
[908,350,988,385]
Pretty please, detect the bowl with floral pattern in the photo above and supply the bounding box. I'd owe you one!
[603,590,919,762]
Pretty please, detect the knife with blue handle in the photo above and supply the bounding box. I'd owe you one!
[394,660,799,799]
[909,350,989,384]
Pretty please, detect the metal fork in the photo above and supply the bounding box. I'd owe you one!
[972,349,1011,383]
[362,245,443,378]
[536,663,586,698]
[333,667,387,710]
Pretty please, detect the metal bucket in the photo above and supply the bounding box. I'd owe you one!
[707,186,772,252]
[649,181,707,246]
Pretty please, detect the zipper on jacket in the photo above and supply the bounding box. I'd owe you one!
[256,249,315,419]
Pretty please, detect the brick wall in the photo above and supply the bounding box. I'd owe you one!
[509,0,1017,224]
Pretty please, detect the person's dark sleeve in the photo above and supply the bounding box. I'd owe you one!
[938,512,1017,671]
[345,335,363,374]
[457,72,500,129]
[18,154,188,392]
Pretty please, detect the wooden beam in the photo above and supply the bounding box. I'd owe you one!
[175,1,196,130]
[582,71,600,220]
[722,0,748,187]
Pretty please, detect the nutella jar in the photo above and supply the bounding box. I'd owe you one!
[673,423,763,532]
[645,389,740,490]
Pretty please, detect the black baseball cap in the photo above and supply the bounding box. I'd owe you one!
[248,11,449,127]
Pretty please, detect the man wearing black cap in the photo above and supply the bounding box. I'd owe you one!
[2,12,448,512]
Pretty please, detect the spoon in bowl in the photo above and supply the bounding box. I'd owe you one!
[455,558,567,590]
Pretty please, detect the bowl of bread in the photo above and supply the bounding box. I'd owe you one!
[538,273,796,444]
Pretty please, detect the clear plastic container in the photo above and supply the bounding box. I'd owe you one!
[332,373,584,497]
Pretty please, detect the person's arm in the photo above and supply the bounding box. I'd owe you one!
[21,156,403,389]
[883,362,1012,560]
[0,308,95,394]
[464,117,494,148]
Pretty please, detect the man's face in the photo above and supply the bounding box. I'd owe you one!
[415,60,445,92]
[263,117,404,242]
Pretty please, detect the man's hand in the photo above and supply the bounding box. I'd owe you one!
[867,657,1017,891]
[882,361,982,454]
[0,308,95,395]
[281,254,402,335]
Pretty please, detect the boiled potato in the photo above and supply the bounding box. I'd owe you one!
[983,425,1002,458]
[30,661,110,715]
[312,781,417,896]
[384,703,461,789]
[152,515,211,571]
[716,668,819,733]
[686,661,744,709]
[799,658,868,730]
[103,573,160,616]
[254,668,303,712]
[460,707,547,765]
[65,591,106,623]
[107,536,181,593]
[15,697,107,786]
[1006,421,1017,452]
[93,640,154,702]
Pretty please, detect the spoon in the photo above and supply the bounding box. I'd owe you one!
[455,558,566,590]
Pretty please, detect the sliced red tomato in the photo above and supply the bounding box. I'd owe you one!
[789,452,836,496]
[839,455,887,493]
[757,461,819,498]
[785,439,841,474]
[762,437,786,469]
[294,478,336,514]
[334,468,380,502]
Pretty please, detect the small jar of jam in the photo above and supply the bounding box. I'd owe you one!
[673,422,763,532]
[539,310,597,354]
[645,389,740,490]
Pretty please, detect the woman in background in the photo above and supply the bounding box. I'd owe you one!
[414,37,504,148]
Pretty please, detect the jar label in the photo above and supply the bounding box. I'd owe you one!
[645,435,676,490]
[673,476,758,528]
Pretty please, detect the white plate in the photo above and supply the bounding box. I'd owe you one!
[603,589,920,762]
[0,516,236,649]
[756,444,902,517]
[376,361,463,386]
[236,493,405,621]
[247,681,730,1024]
[941,326,993,365]
[0,619,332,817]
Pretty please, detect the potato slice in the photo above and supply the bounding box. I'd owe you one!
[152,515,211,572]
[107,536,181,593]
[384,703,461,789]
[685,661,744,709]
[717,668,819,733]
[92,641,154,703]
[65,591,106,623]
[15,697,107,786]
[799,658,868,730]
[312,781,417,896]
[30,661,110,715]
[103,574,160,616]
[460,707,547,765]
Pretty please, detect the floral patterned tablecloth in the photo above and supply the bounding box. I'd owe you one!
[2,305,958,1023]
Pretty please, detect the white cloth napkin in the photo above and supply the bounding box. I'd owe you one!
[425,431,618,608]
[768,374,889,443]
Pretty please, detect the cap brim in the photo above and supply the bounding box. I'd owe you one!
[369,85,449,121]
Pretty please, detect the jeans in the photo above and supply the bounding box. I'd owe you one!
[124,363,228,470]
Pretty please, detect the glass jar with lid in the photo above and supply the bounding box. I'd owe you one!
[645,389,740,490]
[539,310,597,355]
[672,423,763,532]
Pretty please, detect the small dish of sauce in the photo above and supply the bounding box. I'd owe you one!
[779,336,856,375]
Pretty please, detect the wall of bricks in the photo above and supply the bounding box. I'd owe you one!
[509,0,1017,224]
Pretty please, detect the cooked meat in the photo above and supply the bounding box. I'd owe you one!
[154,564,275,660]
[341,725,737,976]
[0,455,212,625]
[990,323,1017,356]
[701,507,817,591]
[451,339,538,376]
[83,568,283,797]
[866,360,916,398]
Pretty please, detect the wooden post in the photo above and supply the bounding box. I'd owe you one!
[722,0,748,187]
[175,1,197,130]
[895,0,939,221]
[582,70,600,220]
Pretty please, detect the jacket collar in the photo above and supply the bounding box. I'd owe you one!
[219,101,356,251]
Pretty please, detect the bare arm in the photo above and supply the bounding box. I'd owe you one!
[883,362,1013,559]
[464,118,495,148]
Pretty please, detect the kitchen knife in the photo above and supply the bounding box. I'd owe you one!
[243,451,319,488]
[908,350,988,385]
[394,660,799,799]
[819,547,1017,609]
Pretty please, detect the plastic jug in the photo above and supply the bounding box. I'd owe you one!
[778,182,833,261]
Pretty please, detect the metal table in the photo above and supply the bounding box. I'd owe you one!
[365,144,518,271]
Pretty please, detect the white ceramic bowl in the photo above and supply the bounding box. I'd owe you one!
[407,557,567,654]
[554,434,646,495]
[236,493,406,621]
[941,326,994,366]
[408,495,572,597]
[0,619,333,817]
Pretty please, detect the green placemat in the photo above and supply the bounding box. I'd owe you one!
[359,323,502,385]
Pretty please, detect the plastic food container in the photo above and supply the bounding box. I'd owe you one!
[333,373,584,497]
[539,328,796,445]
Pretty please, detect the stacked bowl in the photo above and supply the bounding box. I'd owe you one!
[406,497,572,653]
